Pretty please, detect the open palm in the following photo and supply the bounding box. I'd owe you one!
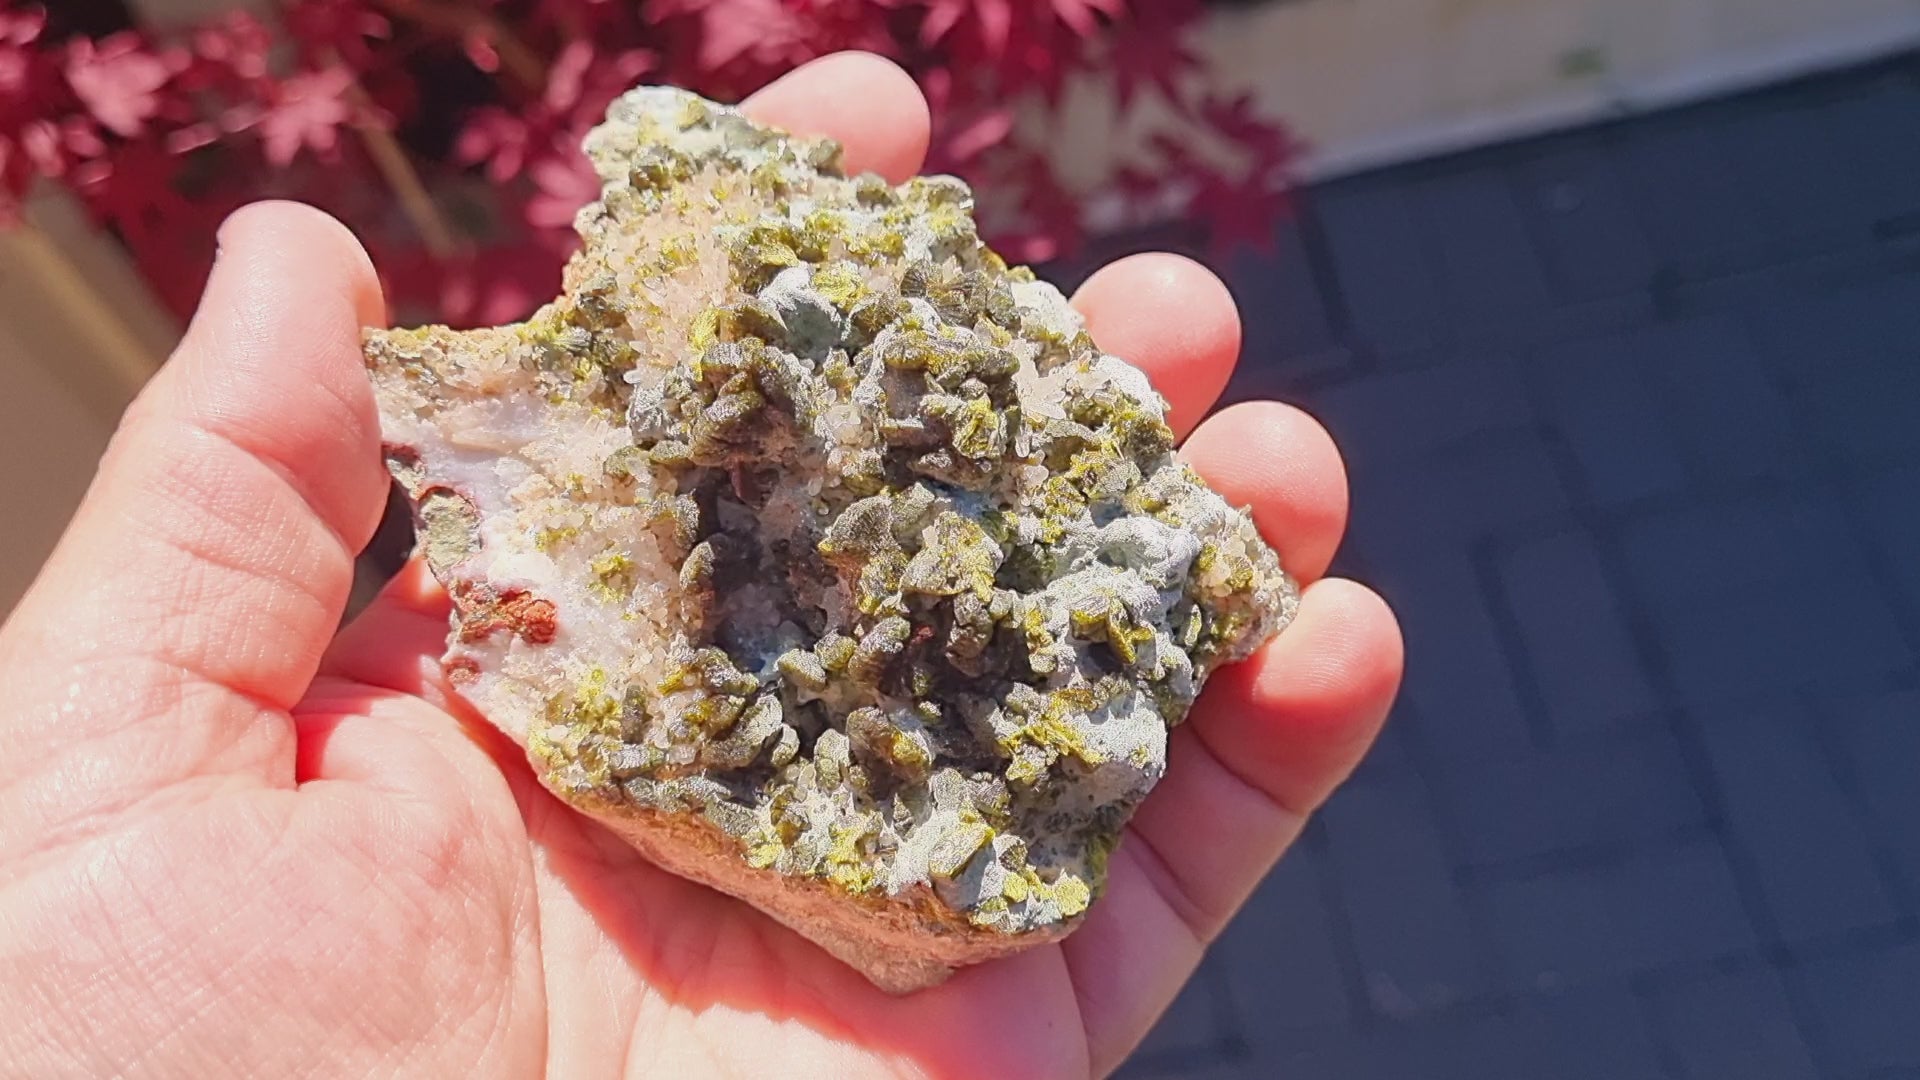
[0,54,1401,1079]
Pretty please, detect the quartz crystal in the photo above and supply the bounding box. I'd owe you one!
[364,86,1297,992]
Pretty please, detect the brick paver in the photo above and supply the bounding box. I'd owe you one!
[1118,51,1920,1079]
[1649,964,1822,1080]
[1214,838,1358,1056]
[1431,726,1702,867]
[1494,527,1662,736]
[1695,698,1904,945]
[1321,782,1491,1017]
[1795,939,1920,1076]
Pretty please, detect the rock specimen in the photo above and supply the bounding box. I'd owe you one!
[364,85,1297,992]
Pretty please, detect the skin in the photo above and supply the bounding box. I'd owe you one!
[0,53,1402,1080]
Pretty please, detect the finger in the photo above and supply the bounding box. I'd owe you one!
[320,558,453,698]
[741,52,929,183]
[0,202,386,797]
[1071,253,1240,440]
[307,565,565,831]
[1065,579,1402,1072]
[1179,399,1348,582]
[315,555,512,766]
[1136,579,1402,899]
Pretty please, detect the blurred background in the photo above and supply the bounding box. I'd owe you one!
[5,1,1919,1076]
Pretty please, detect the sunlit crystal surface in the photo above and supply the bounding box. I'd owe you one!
[364,87,1296,990]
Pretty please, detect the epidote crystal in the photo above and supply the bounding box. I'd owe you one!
[364,86,1296,991]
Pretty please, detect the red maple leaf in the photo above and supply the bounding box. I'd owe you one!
[1,114,99,219]
[940,107,1013,165]
[1189,168,1288,259]
[545,42,653,126]
[687,0,806,71]
[986,15,1081,108]
[64,33,174,138]
[1113,163,1162,200]
[463,32,502,75]
[639,0,707,20]
[1106,14,1200,112]
[523,138,601,230]
[15,120,63,174]
[917,65,954,116]
[921,0,1012,58]
[1048,0,1125,39]
[455,106,534,180]
[1009,158,1083,261]
[403,240,566,329]
[455,42,653,183]
[189,11,273,83]
[918,0,967,48]
[544,40,595,111]
[1198,91,1300,172]
[281,0,390,68]
[0,6,43,46]
[1146,129,1194,171]
[257,67,358,166]
[0,0,48,111]
[776,0,900,59]
[574,48,657,121]
[72,136,188,250]
[1,6,71,194]
[0,0,1301,324]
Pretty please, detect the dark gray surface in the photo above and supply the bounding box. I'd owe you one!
[1118,53,1920,1080]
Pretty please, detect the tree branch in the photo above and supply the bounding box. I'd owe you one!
[373,0,549,94]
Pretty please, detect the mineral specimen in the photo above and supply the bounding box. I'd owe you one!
[364,86,1297,992]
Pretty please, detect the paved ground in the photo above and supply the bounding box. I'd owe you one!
[1106,53,1920,1080]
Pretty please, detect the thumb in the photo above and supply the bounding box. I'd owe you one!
[0,203,388,836]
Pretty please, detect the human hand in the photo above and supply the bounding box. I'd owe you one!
[0,53,1402,1078]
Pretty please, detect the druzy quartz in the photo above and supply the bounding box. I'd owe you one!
[364,86,1297,992]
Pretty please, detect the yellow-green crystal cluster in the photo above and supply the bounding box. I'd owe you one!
[363,87,1295,941]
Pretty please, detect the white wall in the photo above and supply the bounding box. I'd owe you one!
[1045,0,1920,194]
[0,192,172,616]
[0,326,113,613]
[1213,0,1920,178]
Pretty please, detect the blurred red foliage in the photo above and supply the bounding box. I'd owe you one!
[0,0,1294,326]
